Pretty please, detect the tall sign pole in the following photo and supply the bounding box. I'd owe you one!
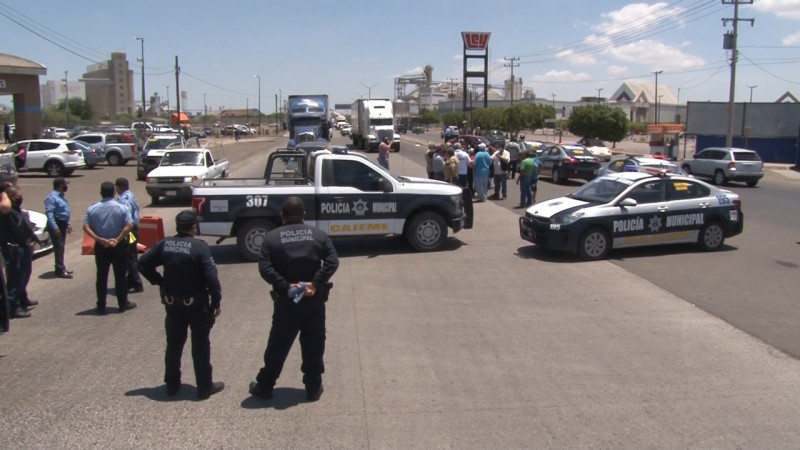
[461,31,491,113]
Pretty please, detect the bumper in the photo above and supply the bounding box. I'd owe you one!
[84,155,104,166]
[727,172,764,182]
[65,161,87,169]
[558,166,598,180]
[519,216,580,253]
[449,213,469,233]
[146,184,193,198]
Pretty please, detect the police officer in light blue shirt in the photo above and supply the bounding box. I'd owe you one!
[83,181,136,315]
[115,177,143,293]
[44,177,72,278]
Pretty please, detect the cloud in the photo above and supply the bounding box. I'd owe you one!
[607,39,704,70]
[607,65,628,75]
[752,0,800,20]
[453,54,463,60]
[532,70,591,83]
[784,31,800,45]
[556,49,597,66]
[596,2,687,37]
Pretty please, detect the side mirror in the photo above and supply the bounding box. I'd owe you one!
[619,198,637,208]
[380,178,393,193]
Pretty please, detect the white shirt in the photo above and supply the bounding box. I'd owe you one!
[455,149,470,175]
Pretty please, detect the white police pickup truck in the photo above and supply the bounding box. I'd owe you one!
[519,170,744,260]
[192,149,473,261]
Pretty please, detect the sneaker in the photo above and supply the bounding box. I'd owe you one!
[56,272,73,279]
[119,301,137,313]
[306,384,324,402]
[11,308,31,318]
[197,381,224,400]
[248,381,273,400]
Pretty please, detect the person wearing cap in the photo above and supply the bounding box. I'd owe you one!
[115,178,143,294]
[1,178,42,318]
[44,177,73,279]
[377,136,391,170]
[248,196,339,403]
[286,139,296,150]
[83,181,136,315]
[138,210,224,400]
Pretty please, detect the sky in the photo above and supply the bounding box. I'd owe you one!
[1,0,799,114]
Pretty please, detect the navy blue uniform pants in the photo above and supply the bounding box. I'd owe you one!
[47,219,68,275]
[1,245,32,310]
[127,228,143,290]
[93,241,128,309]
[257,297,326,390]
[164,309,213,391]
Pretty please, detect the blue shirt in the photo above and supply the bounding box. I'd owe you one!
[44,190,70,231]
[84,198,132,239]
[117,189,140,226]
[473,151,491,177]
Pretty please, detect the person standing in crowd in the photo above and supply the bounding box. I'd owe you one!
[432,145,445,181]
[3,122,10,144]
[44,177,73,279]
[138,210,224,400]
[249,197,339,402]
[490,144,511,200]
[506,138,521,180]
[115,178,143,294]
[425,143,436,179]
[377,136,391,170]
[0,179,41,318]
[444,125,452,143]
[472,144,492,202]
[444,147,458,184]
[516,151,541,208]
[454,143,470,188]
[83,181,136,315]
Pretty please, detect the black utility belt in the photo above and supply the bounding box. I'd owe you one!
[163,295,204,307]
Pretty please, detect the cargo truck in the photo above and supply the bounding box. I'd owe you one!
[350,99,400,152]
[287,95,329,142]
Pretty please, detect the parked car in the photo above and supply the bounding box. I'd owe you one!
[519,171,744,260]
[577,137,613,161]
[72,140,105,168]
[441,125,460,139]
[681,147,764,187]
[599,156,687,177]
[52,128,70,139]
[0,139,85,177]
[145,148,229,204]
[137,133,199,180]
[538,144,601,184]
[448,135,491,149]
[521,140,549,156]
[412,125,425,134]
[72,132,137,166]
[27,210,54,257]
[483,130,506,148]
[396,124,408,134]
[0,152,18,183]
[340,124,352,136]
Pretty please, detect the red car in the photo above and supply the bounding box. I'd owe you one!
[448,135,491,149]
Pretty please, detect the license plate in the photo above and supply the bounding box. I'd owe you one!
[166,190,177,196]
[730,210,739,221]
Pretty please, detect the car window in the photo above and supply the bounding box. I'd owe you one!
[77,135,102,144]
[106,134,120,143]
[695,150,710,160]
[569,177,631,203]
[565,147,588,156]
[666,180,710,200]
[548,147,560,156]
[609,160,625,172]
[328,159,384,191]
[720,151,732,160]
[732,151,760,161]
[626,180,665,204]
[65,142,81,151]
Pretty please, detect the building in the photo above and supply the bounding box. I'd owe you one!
[609,80,682,124]
[81,52,135,118]
[40,80,85,108]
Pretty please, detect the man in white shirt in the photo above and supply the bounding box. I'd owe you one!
[454,144,470,188]
[490,145,511,200]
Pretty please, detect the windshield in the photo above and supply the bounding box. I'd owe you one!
[369,118,393,127]
[144,137,180,150]
[568,176,632,203]
[733,151,761,161]
[160,152,203,166]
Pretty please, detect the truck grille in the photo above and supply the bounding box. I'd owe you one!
[377,130,393,142]
[153,177,185,184]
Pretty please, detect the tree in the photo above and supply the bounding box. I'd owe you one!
[567,104,629,144]
[440,111,465,128]
[418,107,439,125]
[57,98,94,121]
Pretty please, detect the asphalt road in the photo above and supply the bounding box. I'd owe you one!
[400,129,800,359]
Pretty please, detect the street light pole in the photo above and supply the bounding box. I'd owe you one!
[254,75,261,134]
[748,84,757,102]
[63,70,70,129]
[360,82,379,100]
[597,87,603,103]
[135,37,146,130]
[652,70,663,124]
[166,85,170,112]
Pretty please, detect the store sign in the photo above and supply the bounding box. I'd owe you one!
[461,32,491,51]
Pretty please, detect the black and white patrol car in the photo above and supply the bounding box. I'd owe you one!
[519,171,743,260]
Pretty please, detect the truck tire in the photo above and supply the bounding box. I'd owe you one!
[237,219,274,262]
[45,160,65,177]
[107,152,123,166]
[406,211,448,252]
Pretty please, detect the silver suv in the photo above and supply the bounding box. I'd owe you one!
[681,147,764,187]
[0,139,86,177]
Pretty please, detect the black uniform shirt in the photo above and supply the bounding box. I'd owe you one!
[138,233,223,308]
[258,222,339,295]
[0,204,36,246]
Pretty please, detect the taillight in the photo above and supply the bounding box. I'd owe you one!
[192,197,205,215]
[566,157,577,164]
[727,162,735,169]
[733,199,741,208]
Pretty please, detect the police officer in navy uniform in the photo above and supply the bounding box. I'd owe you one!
[249,196,339,402]
[115,177,144,293]
[138,210,224,400]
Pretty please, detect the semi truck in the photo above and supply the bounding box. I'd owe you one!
[287,94,329,143]
[350,99,400,152]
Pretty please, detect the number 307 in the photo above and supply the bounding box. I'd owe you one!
[246,195,268,207]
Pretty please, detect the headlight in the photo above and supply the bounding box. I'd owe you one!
[146,177,154,184]
[183,176,193,183]
[451,194,463,211]
[551,211,585,225]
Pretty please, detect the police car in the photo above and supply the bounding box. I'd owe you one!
[518,170,743,260]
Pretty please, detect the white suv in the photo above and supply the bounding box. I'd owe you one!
[0,139,86,177]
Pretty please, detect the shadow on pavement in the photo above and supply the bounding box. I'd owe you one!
[240,387,307,410]
[516,242,739,263]
[125,384,198,402]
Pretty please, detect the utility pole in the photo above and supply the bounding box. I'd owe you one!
[135,37,146,128]
[174,55,182,134]
[504,56,519,106]
[722,0,755,147]
[652,70,663,124]
[63,71,70,129]
[166,85,170,112]
[275,93,278,137]
[748,85,757,102]
[597,87,604,103]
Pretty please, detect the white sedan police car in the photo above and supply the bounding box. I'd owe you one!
[519,171,743,260]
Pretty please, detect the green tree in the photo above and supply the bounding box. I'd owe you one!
[567,104,629,144]
[418,107,439,125]
[440,111,465,128]
[57,98,94,120]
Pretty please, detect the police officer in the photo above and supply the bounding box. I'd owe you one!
[44,177,73,279]
[0,178,41,318]
[83,181,136,315]
[115,177,143,293]
[138,210,224,400]
[248,197,339,402]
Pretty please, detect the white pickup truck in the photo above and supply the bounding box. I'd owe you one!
[145,148,229,204]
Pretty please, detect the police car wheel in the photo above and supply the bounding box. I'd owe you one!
[406,212,448,252]
[552,168,563,184]
[697,221,725,251]
[237,219,274,262]
[577,227,610,260]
